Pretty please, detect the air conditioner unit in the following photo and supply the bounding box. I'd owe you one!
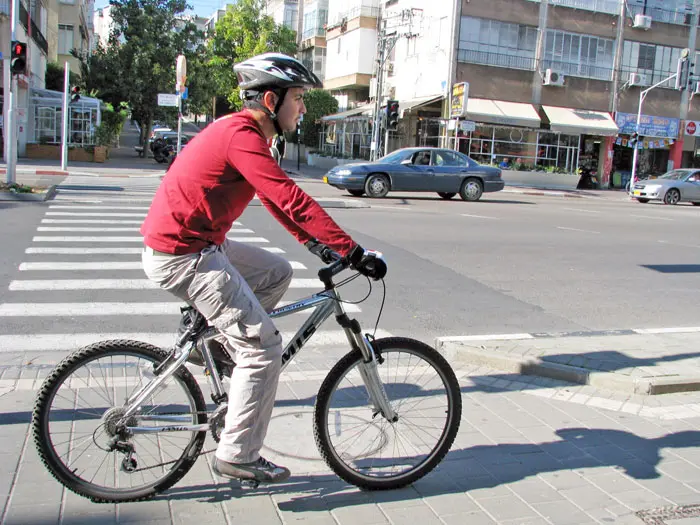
[629,72,649,86]
[543,69,565,86]
[633,14,652,30]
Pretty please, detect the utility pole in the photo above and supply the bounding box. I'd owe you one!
[369,8,421,161]
[681,1,699,120]
[6,0,20,184]
[531,0,549,104]
[610,0,626,115]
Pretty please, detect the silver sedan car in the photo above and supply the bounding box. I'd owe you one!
[631,169,700,205]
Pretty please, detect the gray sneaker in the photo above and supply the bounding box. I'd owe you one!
[212,456,290,483]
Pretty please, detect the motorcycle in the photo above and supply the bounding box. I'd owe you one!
[576,166,598,189]
[151,138,175,164]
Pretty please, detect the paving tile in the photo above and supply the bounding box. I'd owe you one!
[381,503,443,525]
[474,495,539,521]
[330,503,388,525]
[532,500,594,525]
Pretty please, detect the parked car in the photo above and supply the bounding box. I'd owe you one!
[631,169,700,205]
[322,147,504,201]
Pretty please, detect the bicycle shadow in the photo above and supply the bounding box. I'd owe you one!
[156,427,700,510]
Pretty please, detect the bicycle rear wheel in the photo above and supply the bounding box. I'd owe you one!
[313,337,461,490]
[32,340,207,502]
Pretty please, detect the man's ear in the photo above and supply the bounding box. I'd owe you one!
[261,91,279,113]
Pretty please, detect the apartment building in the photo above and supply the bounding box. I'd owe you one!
[2,0,50,159]
[319,0,700,180]
[56,0,93,72]
[299,0,328,82]
[265,0,299,31]
[453,0,699,184]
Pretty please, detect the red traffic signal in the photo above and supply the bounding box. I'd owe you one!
[11,41,27,76]
[386,99,400,131]
[70,86,81,103]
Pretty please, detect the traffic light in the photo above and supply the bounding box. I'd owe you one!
[10,41,27,76]
[71,86,81,103]
[676,49,692,90]
[386,100,399,131]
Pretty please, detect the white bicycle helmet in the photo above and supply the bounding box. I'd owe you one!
[234,53,322,134]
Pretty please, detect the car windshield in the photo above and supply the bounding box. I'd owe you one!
[658,170,689,181]
[376,150,412,164]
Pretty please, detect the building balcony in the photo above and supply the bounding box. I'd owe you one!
[327,5,379,30]
[19,2,49,55]
[323,72,372,91]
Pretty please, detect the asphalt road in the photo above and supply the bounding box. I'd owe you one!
[1,179,698,348]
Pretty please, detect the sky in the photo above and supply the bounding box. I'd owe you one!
[94,0,230,20]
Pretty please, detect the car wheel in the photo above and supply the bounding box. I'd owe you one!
[663,188,681,205]
[459,178,483,202]
[437,192,456,200]
[636,198,650,203]
[364,174,390,198]
[347,189,364,197]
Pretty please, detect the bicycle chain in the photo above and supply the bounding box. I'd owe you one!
[116,410,221,474]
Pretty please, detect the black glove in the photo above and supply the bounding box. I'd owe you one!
[305,239,338,264]
[347,245,387,280]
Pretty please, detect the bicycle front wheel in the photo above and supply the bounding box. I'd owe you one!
[313,337,461,490]
[32,340,207,502]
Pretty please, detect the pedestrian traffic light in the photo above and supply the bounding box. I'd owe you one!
[10,41,27,76]
[386,100,400,131]
[676,48,691,90]
[71,86,81,103]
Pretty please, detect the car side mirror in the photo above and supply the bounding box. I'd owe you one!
[401,159,412,165]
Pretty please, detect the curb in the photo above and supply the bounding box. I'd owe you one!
[435,327,700,396]
[0,184,57,202]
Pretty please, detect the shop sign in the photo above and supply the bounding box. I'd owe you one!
[685,120,700,136]
[450,82,469,118]
[615,136,675,149]
[615,112,680,138]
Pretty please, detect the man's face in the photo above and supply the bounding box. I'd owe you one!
[275,87,306,132]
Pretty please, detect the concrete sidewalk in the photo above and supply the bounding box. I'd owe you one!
[438,328,700,396]
[1,334,700,525]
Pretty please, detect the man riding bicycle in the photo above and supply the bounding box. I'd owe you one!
[141,53,385,484]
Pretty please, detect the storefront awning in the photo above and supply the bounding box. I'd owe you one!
[399,95,442,117]
[543,106,619,136]
[465,98,540,128]
[321,104,374,121]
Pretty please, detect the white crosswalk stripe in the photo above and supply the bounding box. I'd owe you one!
[9,277,321,290]
[3,175,384,366]
[18,260,306,271]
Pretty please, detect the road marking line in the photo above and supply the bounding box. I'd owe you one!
[37,227,141,232]
[631,214,673,221]
[26,248,144,254]
[0,330,391,352]
[33,236,144,242]
[461,213,499,220]
[633,326,700,334]
[657,240,700,249]
[9,278,320,290]
[46,212,146,217]
[263,247,285,253]
[42,219,144,224]
[437,333,534,342]
[18,260,306,271]
[49,205,151,210]
[557,226,600,234]
[227,236,269,243]
[563,208,601,214]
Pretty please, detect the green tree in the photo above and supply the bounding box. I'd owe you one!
[45,62,80,92]
[301,89,338,149]
[107,0,203,155]
[71,43,125,107]
[208,0,297,110]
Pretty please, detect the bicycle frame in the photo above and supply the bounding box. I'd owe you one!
[122,285,397,434]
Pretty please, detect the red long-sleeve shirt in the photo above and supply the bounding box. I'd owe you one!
[141,111,357,256]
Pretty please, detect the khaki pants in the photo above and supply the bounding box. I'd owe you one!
[142,239,293,463]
